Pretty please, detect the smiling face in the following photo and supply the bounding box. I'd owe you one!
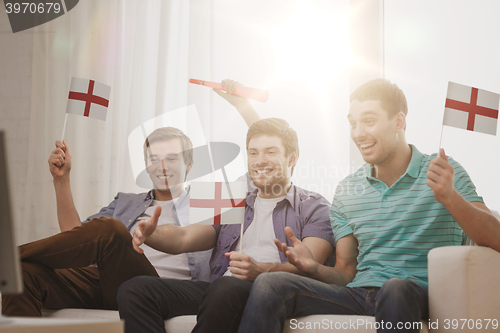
[348,99,405,168]
[145,138,191,201]
[247,134,297,198]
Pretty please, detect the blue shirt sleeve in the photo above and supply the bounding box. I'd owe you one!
[300,194,336,247]
[82,193,119,223]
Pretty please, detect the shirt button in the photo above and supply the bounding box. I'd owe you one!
[246,217,250,220]
[145,205,147,207]
[129,220,132,222]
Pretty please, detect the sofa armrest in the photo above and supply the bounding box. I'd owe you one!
[428,246,500,332]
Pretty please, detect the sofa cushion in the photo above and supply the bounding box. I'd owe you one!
[42,309,196,333]
[43,309,429,333]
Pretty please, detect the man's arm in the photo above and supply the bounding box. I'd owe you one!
[224,235,333,281]
[132,206,217,254]
[276,227,358,286]
[213,79,261,127]
[427,149,500,252]
[48,140,81,232]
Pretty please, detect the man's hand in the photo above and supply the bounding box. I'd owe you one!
[225,251,270,281]
[48,140,72,180]
[213,79,251,108]
[426,148,458,206]
[274,226,319,276]
[132,206,161,254]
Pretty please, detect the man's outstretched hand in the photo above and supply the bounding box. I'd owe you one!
[274,226,319,275]
[132,205,161,254]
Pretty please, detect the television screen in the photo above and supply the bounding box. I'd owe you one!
[0,130,23,297]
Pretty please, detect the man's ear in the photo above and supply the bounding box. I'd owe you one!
[184,162,193,179]
[396,112,407,132]
[288,152,298,168]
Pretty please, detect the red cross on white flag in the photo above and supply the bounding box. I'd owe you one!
[443,82,499,136]
[189,181,246,225]
[66,77,111,121]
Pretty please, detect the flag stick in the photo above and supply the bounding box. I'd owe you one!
[61,113,68,142]
[438,125,444,152]
[206,142,216,174]
[221,166,243,253]
[239,222,244,253]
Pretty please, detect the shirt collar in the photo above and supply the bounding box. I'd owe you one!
[146,186,190,207]
[406,144,423,179]
[246,183,296,211]
[363,144,423,180]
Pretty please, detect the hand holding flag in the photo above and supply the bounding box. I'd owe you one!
[133,205,162,254]
[426,148,457,206]
[48,140,71,180]
[224,251,267,281]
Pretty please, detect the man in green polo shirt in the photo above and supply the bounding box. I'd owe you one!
[236,78,500,333]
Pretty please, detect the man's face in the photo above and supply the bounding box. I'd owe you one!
[247,134,295,197]
[348,99,401,167]
[145,138,191,199]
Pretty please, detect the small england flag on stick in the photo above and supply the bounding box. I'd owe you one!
[62,77,111,140]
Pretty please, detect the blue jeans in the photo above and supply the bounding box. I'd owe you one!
[237,272,428,333]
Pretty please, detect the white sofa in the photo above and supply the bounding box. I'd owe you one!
[42,244,500,333]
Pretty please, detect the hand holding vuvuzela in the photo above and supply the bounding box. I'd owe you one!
[189,78,269,103]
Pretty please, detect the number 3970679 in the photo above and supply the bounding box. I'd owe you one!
[5,2,61,14]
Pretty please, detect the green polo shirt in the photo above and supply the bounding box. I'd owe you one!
[330,145,483,288]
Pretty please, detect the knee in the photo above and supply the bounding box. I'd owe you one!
[251,272,292,299]
[117,276,158,311]
[86,217,130,242]
[254,271,290,285]
[204,277,250,307]
[377,278,417,305]
[21,262,48,288]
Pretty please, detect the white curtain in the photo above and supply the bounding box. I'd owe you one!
[21,0,214,242]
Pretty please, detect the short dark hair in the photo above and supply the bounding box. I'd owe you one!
[350,78,408,118]
[143,127,193,166]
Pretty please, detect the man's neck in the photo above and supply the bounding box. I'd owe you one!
[258,182,291,199]
[153,184,184,201]
[372,144,412,187]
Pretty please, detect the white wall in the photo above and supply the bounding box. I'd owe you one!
[384,0,500,209]
[0,8,33,244]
